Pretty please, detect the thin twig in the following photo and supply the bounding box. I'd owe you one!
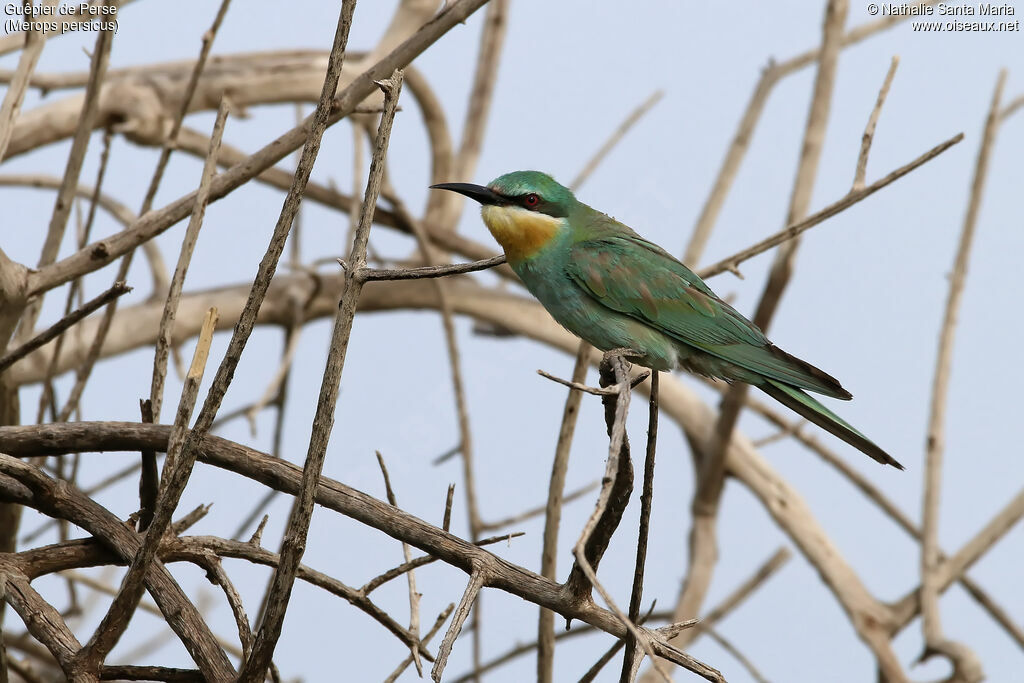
[149,99,231,421]
[460,547,790,680]
[27,0,494,299]
[137,0,233,217]
[443,484,456,532]
[479,480,598,533]
[568,353,670,681]
[853,56,899,190]
[1000,92,1024,122]
[0,422,726,679]
[199,556,254,663]
[918,71,1004,682]
[621,372,660,680]
[701,627,770,683]
[565,352,635,601]
[53,0,228,424]
[33,128,116,424]
[238,61,400,682]
[537,341,589,683]
[657,4,850,678]
[76,309,222,675]
[360,532,524,597]
[137,399,158,532]
[698,131,963,280]
[376,451,423,676]
[359,255,505,280]
[379,185,482,540]
[384,603,455,683]
[431,569,485,683]
[681,0,940,266]
[17,10,114,346]
[537,367,649,396]
[571,90,664,191]
[0,0,57,162]
[0,281,130,373]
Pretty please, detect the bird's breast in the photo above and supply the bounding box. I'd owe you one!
[481,205,564,262]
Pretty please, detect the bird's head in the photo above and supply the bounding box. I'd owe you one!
[431,171,576,261]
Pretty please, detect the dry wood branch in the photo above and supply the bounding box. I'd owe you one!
[477,545,790,680]
[443,484,455,532]
[738,389,1024,648]
[893,486,1024,633]
[77,308,220,674]
[239,59,400,682]
[536,341,590,682]
[431,568,485,683]
[681,1,936,266]
[359,255,506,280]
[453,0,506,183]
[0,1,55,162]
[360,532,524,597]
[9,528,436,665]
[427,0,509,233]
[0,173,136,226]
[0,422,723,679]
[579,603,660,683]
[700,627,769,683]
[27,0,494,299]
[1000,92,1024,121]
[136,0,232,217]
[241,299,303,439]
[0,282,129,374]
[138,399,158,532]
[697,132,963,280]
[195,554,253,663]
[564,353,676,682]
[59,570,162,619]
[683,63,780,266]
[384,603,454,683]
[149,100,231,421]
[18,12,115,347]
[34,130,115,425]
[376,451,423,676]
[379,184,482,542]
[479,480,598,533]
[99,665,202,682]
[754,0,843,331]
[537,367,649,397]
[918,70,1005,683]
[853,56,899,190]
[1,566,80,677]
[621,372,660,680]
[0,455,233,680]
[565,353,635,601]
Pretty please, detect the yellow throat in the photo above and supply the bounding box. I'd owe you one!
[480,204,564,262]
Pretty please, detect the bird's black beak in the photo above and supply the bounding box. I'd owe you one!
[429,182,507,206]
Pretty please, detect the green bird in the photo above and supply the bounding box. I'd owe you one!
[431,171,902,469]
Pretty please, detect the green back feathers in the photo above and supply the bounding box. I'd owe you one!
[564,231,850,399]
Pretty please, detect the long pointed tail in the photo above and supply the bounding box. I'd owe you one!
[759,379,904,469]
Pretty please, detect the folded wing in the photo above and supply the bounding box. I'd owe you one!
[565,234,850,399]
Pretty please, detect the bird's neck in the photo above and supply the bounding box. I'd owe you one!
[480,205,566,262]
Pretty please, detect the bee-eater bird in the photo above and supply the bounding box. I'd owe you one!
[431,171,902,469]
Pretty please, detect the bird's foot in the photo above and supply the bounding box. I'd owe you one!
[601,347,644,365]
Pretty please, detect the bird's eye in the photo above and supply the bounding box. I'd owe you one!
[523,193,540,208]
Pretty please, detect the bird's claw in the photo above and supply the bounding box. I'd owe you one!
[601,347,644,364]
